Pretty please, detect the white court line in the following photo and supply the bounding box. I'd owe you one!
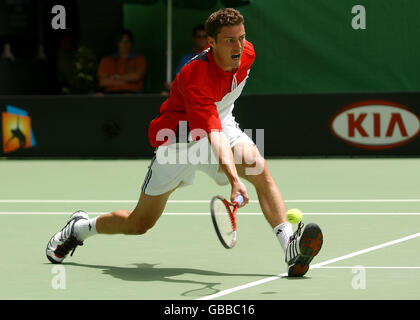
[285,199,420,203]
[0,200,138,203]
[197,232,420,300]
[1,212,420,216]
[0,199,419,203]
[317,266,420,269]
[290,212,420,216]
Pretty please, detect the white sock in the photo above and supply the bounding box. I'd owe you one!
[273,221,293,253]
[74,217,98,241]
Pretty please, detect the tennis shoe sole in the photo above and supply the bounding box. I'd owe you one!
[287,223,323,277]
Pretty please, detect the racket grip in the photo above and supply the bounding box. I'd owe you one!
[233,195,244,206]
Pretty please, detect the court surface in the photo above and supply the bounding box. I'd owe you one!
[0,158,419,300]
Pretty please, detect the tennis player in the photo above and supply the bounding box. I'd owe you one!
[46,8,323,277]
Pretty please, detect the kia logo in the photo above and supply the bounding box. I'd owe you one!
[330,100,420,149]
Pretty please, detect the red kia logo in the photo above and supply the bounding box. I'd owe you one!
[330,100,420,150]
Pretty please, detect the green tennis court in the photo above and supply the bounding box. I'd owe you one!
[1,158,419,300]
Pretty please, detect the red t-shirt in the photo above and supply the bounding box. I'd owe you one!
[149,40,255,147]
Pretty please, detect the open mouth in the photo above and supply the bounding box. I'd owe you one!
[231,54,241,60]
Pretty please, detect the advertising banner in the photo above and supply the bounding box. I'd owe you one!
[1,93,419,157]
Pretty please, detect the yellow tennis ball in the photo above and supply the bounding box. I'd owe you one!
[286,208,303,224]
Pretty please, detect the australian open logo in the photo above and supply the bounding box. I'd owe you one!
[1,105,37,153]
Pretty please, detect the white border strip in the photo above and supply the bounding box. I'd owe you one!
[197,232,420,300]
[317,266,420,269]
[1,212,420,216]
[0,200,138,203]
[0,199,419,204]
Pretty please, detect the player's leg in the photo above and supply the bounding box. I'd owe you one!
[46,188,176,264]
[207,140,293,252]
[46,147,196,264]
[95,189,175,235]
[232,141,286,228]
[233,142,323,277]
[232,142,293,257]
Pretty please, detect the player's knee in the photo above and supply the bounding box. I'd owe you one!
[125,220,155,235]
[245,161,274,188]
[242,154,266,177]
[133,225,149,235]
[125,224,148,235]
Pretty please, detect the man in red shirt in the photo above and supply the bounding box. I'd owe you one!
[46,8,323,277]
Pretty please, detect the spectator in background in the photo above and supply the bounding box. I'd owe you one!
[98,30,147,93]
[174,24,207,75]
[56,35,76,92]
[161,24,207,96]
[1,42,15,61]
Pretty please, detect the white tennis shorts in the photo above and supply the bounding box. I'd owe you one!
[141,119,255,196]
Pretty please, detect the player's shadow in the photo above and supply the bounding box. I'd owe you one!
[282,275,311,280]
[64,262,275,297]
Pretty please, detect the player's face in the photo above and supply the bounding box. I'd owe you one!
[209,24,246,72]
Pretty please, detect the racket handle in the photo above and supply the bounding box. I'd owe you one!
[233,195,244,206]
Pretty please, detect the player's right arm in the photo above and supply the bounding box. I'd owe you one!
[178,59,248,206]
[208,131,249,206]
[182,84,248,206]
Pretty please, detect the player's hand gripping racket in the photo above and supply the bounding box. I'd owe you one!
[210,194,244,249]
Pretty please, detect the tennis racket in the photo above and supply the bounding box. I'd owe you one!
[210,194,244,249]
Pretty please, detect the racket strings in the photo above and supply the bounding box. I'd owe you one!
[215,201,234,235]
[222,200,236,229]
[211,196,237,249]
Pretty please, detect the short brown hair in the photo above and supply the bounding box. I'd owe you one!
[205,8,244,40]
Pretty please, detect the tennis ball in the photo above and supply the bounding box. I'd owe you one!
[286,208,303,224]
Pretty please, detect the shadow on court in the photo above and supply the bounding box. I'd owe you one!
[64,262,275,297]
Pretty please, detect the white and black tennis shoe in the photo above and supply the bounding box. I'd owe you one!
[46,210,88,264]
[285,221,323,277]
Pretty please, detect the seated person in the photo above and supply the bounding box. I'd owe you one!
[174,24,207,75]
[98,30,147,93]
[161,24,207,96]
